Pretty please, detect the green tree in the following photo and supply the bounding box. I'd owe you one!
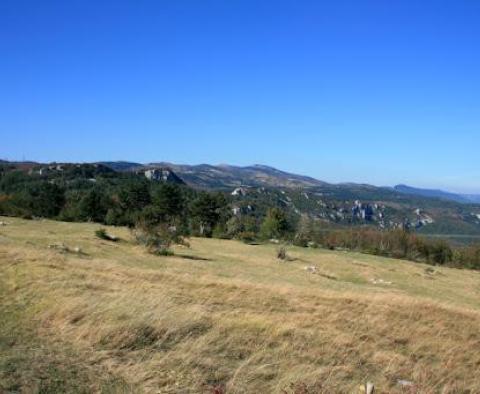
[226,215,258,239]
[260,207,291,240]
[118,180,151,212]
[190,192,227,237]
[152,183,185,219]
[25,182,65,217]
[78,187,109,222]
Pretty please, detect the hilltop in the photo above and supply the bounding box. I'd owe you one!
[1,217,480,392]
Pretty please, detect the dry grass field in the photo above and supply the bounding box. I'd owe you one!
[1,217,480,393]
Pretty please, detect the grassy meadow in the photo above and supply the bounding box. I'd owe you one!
[1,216,480,393]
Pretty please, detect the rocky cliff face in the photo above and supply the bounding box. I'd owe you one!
[142,168,185,184]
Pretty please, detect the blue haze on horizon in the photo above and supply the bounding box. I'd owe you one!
[1,1,479,193]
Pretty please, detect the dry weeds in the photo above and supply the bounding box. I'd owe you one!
[1,217,480,393]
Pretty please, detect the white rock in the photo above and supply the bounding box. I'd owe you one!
[371,278,392,285]
[366,382,375,394]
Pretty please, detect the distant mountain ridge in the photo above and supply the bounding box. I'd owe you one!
[394,184,480,204]
[3,159,479,205]
[145,162,328,189]
[3,159,480,236]
[99,161,142,171]
[102,162,479,205]
[98,161,480,236]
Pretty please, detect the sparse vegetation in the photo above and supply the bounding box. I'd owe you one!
[277,246,287,260]
[276,246,295,262]
[95,228,118,242]
[132,221,177,256]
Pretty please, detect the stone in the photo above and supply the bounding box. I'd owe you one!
[397,379,414,387]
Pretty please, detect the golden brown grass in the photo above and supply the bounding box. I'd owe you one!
[1,216,480,393]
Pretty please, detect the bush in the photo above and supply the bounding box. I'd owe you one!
[294,216,315,247]
[429,240,453,265]
[277,246,287,260]
[95,228,108,240]
[237,231,257,243]
[455,244,480,269]
[293,233,310,247]
[105,208,132,226]
[153,248,174,256]
[212,222,230,239]
[132,220,184,256]
[95,228,117,242]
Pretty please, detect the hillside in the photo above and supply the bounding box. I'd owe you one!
[101,161,480,236]
[107,161,480,207]
[1,217,480,392]
[144,163,328,189]
[2,160,480,236]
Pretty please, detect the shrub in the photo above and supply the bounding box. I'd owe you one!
[212,222,230,239]
[429,240,453,265]
[294,216,315,247]
[293,233,310,247]
[105,208,131,226]
[95,228,117,242]
[237,231,257,243]
[132,220,184,256]
[277,246,287,260]
[154,248,174,256]
[455,244,480,270]
[95,228,108,240]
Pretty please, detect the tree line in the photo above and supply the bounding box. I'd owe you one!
[0,165,290,239]
[1,164,480,269]
[294,223,480,270]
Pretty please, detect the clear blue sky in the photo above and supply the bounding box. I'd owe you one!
[1,1,479,193]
